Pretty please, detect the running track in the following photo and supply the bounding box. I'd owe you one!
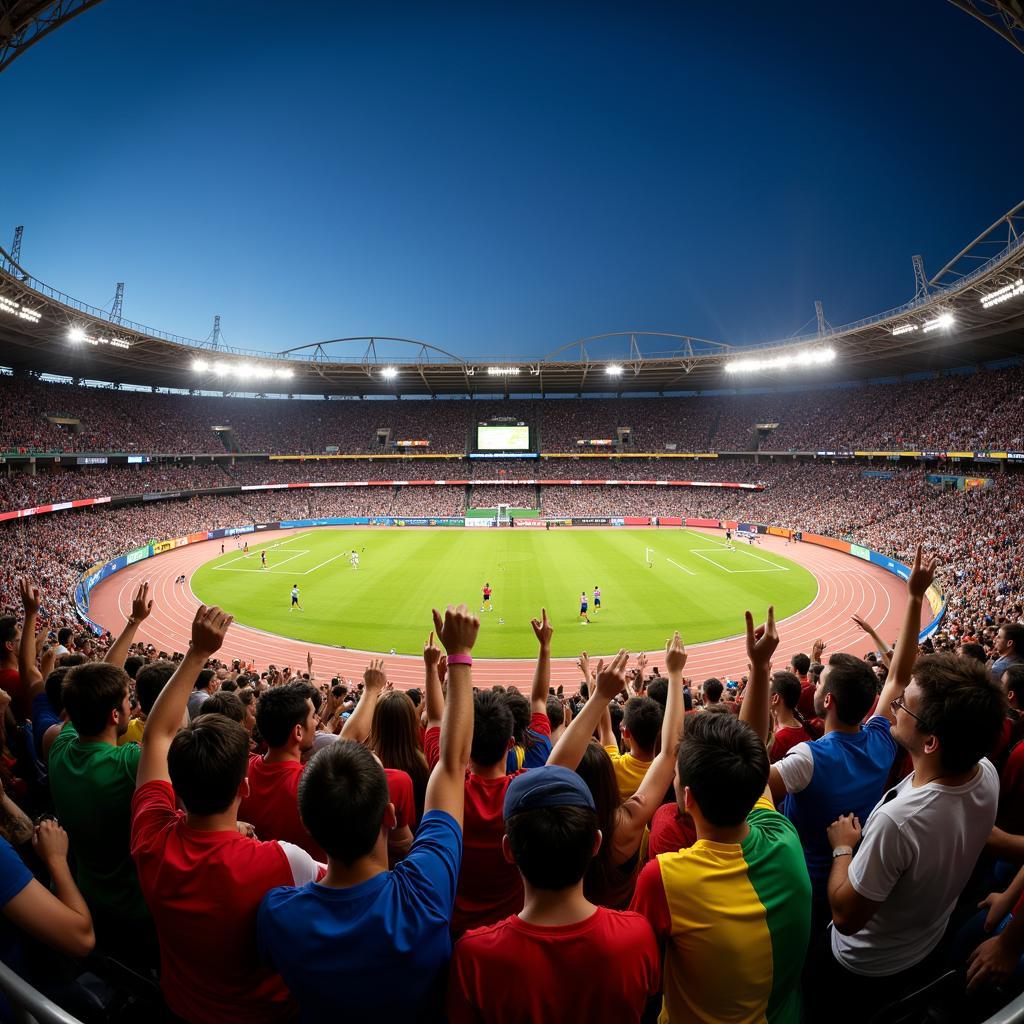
[87,527,921,690]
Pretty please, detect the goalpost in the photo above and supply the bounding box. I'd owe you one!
[644,546,654,567]
[497,504,511,527]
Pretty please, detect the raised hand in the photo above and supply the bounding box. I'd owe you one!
[363,658,387,691]
[306,651,314,675]
[745,606,779,668]
[18,579,41,616]
[431,603,480,657]
[437,654,448,684]
[530,608,553,648]
[130,581,154,622]
[32,818,69,865]
[190,605,233,659]
[908,544,940,599]
[665,632,687,675]
[595,649,630,701]
[851,614,873,635]
[423,630,442,669]
[826,813,862,850]
[576,651,593,682]
[811,637,826,662]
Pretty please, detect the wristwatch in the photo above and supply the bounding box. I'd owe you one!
[832,846,854,859]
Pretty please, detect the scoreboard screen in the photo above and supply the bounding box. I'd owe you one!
[476,424,531,450]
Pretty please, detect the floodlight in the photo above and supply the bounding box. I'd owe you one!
[605,364,624,376]
[724,347,835,374]
[192,359,209,372]
[981,279,1024,309]
[68,326,87,342]
[382,366,398,379]
[922,312,955,334]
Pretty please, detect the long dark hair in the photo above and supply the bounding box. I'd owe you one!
[369,691,430,825]
[574,741,622,906]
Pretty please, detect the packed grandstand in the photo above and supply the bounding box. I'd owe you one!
[6,3,1024,1024]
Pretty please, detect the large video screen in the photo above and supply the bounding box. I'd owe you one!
[476,424,531,451]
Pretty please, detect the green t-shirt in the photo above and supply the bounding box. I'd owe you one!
[48,722,148,920]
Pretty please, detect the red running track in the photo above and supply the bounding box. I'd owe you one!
[86,528,921,690]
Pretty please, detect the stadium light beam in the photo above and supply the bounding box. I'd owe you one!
[486,366,520,376]
[922,312,955,334]
[724,347,836,375]
[192,359,209,372]
[381,366,398,379]
[980,279,1024,309]
[605,364,624,376]
[68,326,87,342]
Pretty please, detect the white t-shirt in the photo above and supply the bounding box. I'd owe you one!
[831,757,999,976]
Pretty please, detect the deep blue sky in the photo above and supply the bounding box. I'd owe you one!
[3,1,1022,360]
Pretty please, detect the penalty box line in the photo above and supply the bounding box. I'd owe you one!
[666,557,696,576]
[215,531,314,568]
[212,549,309,572]
[689,549,788,574]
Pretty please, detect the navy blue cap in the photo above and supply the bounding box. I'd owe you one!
[504,765,596,818]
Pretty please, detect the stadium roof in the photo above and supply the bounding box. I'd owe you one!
[2,200,1024,397]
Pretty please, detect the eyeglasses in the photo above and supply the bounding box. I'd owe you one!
[890,695,922,723]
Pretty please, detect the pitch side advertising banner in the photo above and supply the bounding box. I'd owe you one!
[464,517,494,527]
[515,518,550,528]
[125,545,151,565]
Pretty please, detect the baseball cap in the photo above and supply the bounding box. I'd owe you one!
[504,765,595,819]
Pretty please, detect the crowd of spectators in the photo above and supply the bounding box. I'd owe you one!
[2,542,1024,1022]
[4,362,1024,456]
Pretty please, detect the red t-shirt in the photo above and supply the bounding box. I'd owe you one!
[425,725,525,937]
[648,803,698,859]
[999,742,1024,835]
[447,907,660,1024]
[130,779,321,1024]
[770,725,811,764]
[0,668,26,722]
[239,754,415,860]
[796,680,816,720]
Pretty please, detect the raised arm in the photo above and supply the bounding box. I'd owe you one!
[423,604,479,827]
[104,582,154,669]
[876,545,937,725]
[620,634,687,841]
[547,650,629,771]
[137,605,232,789]
[423,632,445,729]
[851,615,893,667]
[339,660,387,744]
[17,580,43,695]
[740,606,779,746]
[529,609,552,714]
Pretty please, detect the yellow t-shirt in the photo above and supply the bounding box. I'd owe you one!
[603,744,653,801]
[117,718,145,747]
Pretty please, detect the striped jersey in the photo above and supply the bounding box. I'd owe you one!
[630,794,811,1023]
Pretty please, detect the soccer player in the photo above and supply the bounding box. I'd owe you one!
[243,541,249,556]
[725,527,734,551]
[482,582,493,613]
[290,585,302,612]
[578,592,590,625]
[593,585,601,614]
[261,550,267,570]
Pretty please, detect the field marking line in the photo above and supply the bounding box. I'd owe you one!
[666,557,696,576]
[300,549,353,575]
[211,550,309,572]
[689,549,787,574]
[214,532,313,567]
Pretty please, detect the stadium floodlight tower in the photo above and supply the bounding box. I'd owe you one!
[0,0,107,72]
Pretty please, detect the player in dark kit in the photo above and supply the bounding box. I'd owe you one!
[578,591,590,624]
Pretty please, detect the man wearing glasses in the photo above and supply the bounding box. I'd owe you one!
[809,547,1005,1019]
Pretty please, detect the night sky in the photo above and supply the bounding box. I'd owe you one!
[3,1,1022,361]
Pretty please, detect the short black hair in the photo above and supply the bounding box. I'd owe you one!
[676,712,768,827]
[471,690,514,766]
[646,677,668,710]
[406,688,422,708]
[791,652,811,676]
[820,653,877,725]
[959,643,988,665]
[256,682,313,748]
[0,617,16,651]
[62,662,129,736]
[299,741,389,864]
[201,690,246,723]
[546,696,565,734]
[44,667,69,715]
[168,714,250,815]
[770,671,802,711]
[57,627,74,645]
[914,654,1006,774]
[1000,623,1024,656]
[505,806,599,890]
[702,678,724,703]
[124,655,145,680]
[504,691,531,745]
[623,696,663,750]
[135,661,176,716]
[1004,664,1024,704]
[195,669,215,692]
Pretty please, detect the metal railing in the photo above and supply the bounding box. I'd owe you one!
[0,961,83,1024]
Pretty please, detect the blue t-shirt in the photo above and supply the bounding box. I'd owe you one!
[257,809,461,1023]
[0,835,34,1010]
[31,692,61,757]
[780,716,897,897]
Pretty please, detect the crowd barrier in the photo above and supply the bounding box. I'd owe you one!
[74,514,946,643]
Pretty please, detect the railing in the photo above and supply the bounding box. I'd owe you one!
[0,960,83,1024]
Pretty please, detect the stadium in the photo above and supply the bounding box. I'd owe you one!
[2,3,1024,1024]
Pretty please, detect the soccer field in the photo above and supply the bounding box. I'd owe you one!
[189,528,818,659]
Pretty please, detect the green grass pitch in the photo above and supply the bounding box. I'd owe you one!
[190,528,818,659]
